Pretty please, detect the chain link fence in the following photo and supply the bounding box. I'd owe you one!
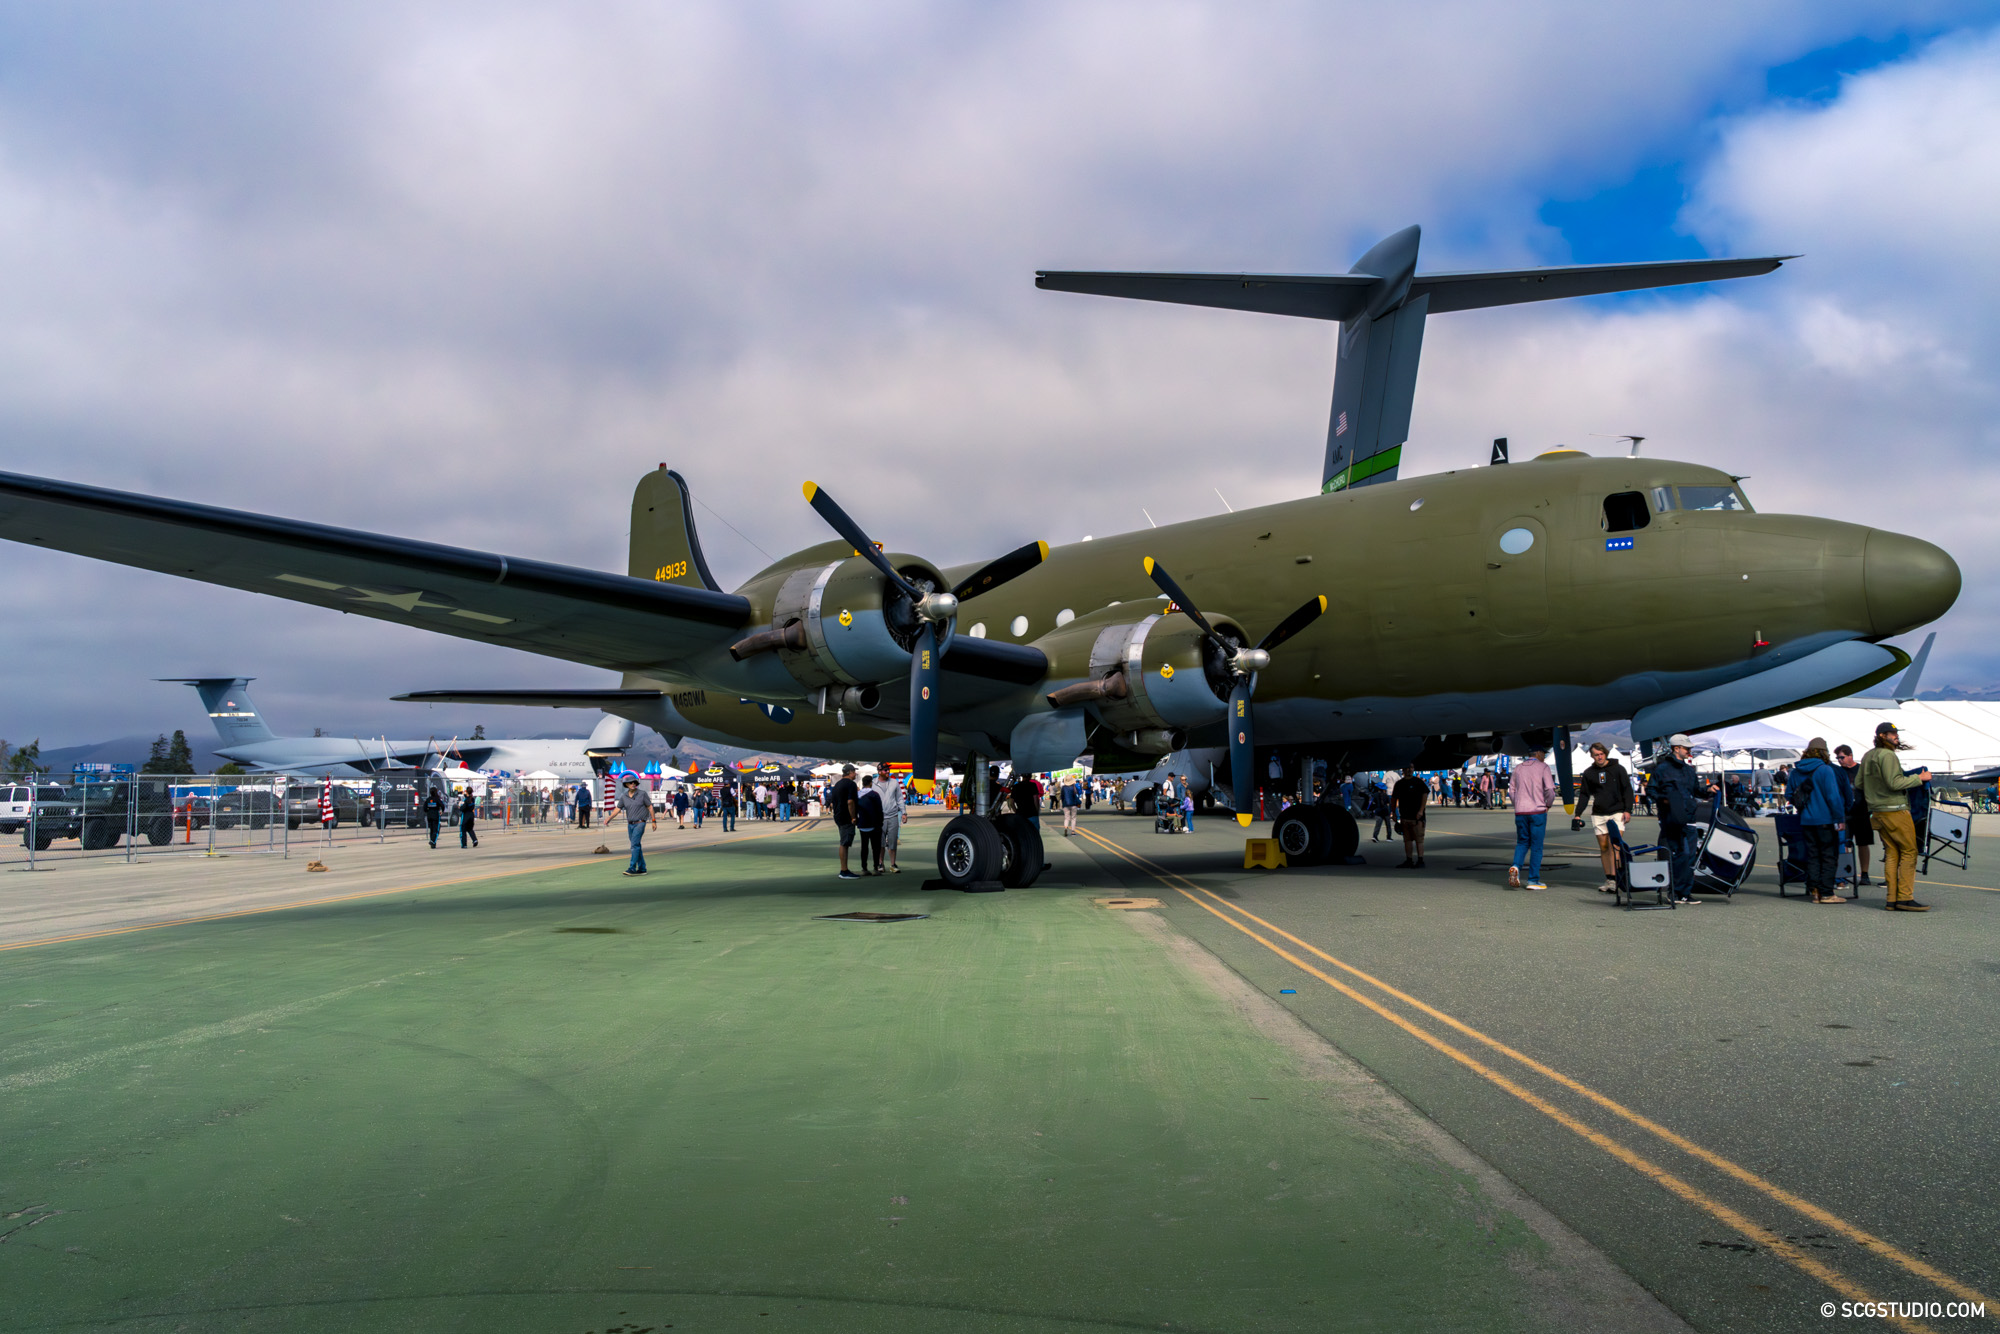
[0,770,592,869]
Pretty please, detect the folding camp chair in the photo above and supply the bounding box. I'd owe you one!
[1687,795,1757,900]
[1608,819,1675,910]
[1921,793,1972,876]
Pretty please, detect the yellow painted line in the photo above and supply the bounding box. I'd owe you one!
[1916,879,2000,893]
[0,821,810,953]
[1075,826,1990,1320]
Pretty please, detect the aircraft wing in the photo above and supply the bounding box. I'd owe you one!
[393,689,666,708]
[0,472,750,672]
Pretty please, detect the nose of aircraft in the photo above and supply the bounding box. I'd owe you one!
[1864,529,1960,637]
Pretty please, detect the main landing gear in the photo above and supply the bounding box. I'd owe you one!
[1269,803,1360,867]
[932,755,1045,891]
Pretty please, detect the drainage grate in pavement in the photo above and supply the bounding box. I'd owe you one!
[814,912,929,923]
[554,927,622,933]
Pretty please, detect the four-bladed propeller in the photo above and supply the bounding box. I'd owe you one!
[801,481,1046,790]
[1143,556,1325,827]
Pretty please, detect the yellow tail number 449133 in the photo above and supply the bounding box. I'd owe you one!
[654,562,689,582]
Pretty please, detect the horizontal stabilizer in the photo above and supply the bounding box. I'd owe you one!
[1036,255,1792,322]
[1041,235,1792,495]
[394,689,665,708]
[1035,270,1375,320]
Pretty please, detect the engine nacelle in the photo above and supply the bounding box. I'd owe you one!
[745,549,950,693]
[1036,608,1238,733]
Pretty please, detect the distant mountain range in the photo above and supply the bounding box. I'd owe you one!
[25,735,230,773]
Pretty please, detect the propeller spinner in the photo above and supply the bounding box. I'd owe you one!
[1142,556,1325,827]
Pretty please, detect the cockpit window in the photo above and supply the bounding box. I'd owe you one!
[1602,492,1651,533]
[1677,485,1748,512]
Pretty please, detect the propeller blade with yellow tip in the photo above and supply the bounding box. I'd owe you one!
[801,480,920,600]
[951,539,1051,601]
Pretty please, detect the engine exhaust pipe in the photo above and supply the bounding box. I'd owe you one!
[1045,671,1130,709]
[729,619,808,660]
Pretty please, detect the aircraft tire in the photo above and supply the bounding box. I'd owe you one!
[1319,805,1361,861]
[993,814,1044,888]
[937,814,1005,889]
[1272,807,1329,866]
[1135,789,1157,817]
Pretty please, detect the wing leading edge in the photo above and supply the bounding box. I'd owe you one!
[0,471,750,672]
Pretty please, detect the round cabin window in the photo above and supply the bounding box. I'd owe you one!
[1499,527,1535,555]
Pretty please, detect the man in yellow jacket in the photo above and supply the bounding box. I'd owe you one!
[1860,722,1932,911]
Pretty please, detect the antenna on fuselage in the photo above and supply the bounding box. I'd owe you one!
[1593,433,1647,457]
[1490,437,1509,466]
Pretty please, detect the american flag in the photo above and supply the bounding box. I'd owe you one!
[1334,410,1348,436]
[319,776,335,824]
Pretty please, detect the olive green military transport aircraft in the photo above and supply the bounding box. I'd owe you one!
[0,226,1961,887]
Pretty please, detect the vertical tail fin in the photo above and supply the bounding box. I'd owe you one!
[1322,226,1426,493]
[160,677,278,747]
[630,467,722,591]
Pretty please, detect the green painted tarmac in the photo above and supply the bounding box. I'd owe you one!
[0,822,1613,1333]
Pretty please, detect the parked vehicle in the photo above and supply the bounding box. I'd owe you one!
[19,775,175,850]
[2,782,67,840]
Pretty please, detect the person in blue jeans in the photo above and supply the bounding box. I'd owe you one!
[1507,746,1559,889]
[615,776,653,876]
[719,782,738,832]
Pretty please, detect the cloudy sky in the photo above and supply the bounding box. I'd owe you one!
[1,1,1995,749]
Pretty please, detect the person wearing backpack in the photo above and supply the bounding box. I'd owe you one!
[1791,738,1849,903]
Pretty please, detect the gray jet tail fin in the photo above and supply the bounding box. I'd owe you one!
[159,677,278,747]
[1037,236,1791,493]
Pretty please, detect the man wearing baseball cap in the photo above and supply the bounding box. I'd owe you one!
[614,774,654,877]
[1650,733,1715,905]
[1860,722,1931,910]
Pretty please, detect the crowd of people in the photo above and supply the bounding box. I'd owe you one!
[1333,721,1938,909]
[515,721,1949,910]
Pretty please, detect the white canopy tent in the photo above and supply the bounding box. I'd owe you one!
[1759,702,2000,777]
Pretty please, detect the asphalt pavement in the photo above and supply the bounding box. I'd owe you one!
[1062,804,2000,1333]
